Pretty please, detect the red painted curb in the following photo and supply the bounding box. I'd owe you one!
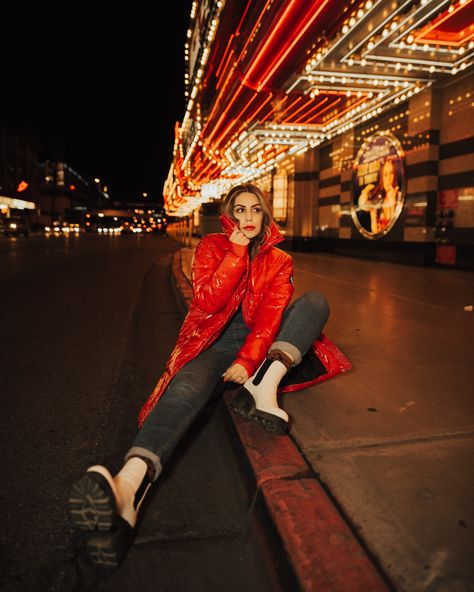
[261,478,389,592]
[223,391,309,485]
[172,248,390,592]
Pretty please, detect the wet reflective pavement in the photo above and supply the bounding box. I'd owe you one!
[0,234,274,592]
[178,241,474,592]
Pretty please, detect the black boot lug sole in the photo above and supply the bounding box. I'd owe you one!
[69,472,117,532]
[230,387,289,435]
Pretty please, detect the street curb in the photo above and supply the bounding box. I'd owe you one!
[171,248,390,592]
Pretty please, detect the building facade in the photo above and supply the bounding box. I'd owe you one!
[164,0,474,269]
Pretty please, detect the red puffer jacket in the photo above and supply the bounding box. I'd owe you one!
[138,220,294,426]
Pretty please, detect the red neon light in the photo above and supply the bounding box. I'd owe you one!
[235,0,274,70]
[305,97,342,124]
[293,97,329,124]
[274,96,303,123]
[258,0,332,91]
[215,35,235,80]
[220,93,275,150]
[259,94,289,124]
[281,96,319,123]
[17,180,28,192]
[414,0,474,46]
[242,0,298,87]
[215,48,235,89]
[212,92,259,147]
[205,90,242,144]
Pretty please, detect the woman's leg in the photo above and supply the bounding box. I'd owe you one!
[126,344,236,477]
[69,307,250,568]
[232,291,329,433]
[70,342,236,531]
[270,290,330,364]
[69,346,235,568]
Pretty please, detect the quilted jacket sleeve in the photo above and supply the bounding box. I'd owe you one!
[234,253,294,376]
[192,235,248,314]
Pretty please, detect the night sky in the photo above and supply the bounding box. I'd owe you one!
[2,3,194,204]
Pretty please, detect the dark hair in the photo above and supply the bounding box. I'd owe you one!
[221,183,273,257]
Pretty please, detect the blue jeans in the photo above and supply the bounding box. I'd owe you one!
[126,291,329,479]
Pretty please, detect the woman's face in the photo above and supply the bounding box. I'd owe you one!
[232,191,264,239]
[382,161,396,193]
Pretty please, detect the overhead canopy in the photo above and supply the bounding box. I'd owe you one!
[165,0,474,215]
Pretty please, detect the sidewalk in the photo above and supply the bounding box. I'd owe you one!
[173,242,474,592]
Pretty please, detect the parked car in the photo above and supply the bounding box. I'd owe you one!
[2,216,30,237]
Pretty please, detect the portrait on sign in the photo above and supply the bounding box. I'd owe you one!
[351,132,406,239]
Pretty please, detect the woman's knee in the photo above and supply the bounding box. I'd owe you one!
[300,290,330,320]
[161,375,200,404]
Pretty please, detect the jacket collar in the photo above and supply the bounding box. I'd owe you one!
[257,221,285,254]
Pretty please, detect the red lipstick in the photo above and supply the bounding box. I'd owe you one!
[244,225,255,230]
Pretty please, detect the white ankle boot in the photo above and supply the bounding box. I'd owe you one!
[87,457,151,528]
[69,457,151,532]
[231,350,292,434]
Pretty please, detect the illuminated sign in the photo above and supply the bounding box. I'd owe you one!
[17,181,29,192]
[351,132,406,239]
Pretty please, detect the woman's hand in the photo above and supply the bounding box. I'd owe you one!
[229,226,250,246]
[358,184,374,210]
[222,363,249,384]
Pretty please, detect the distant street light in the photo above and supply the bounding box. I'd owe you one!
[143,192,148,198]
[94,178,103,210]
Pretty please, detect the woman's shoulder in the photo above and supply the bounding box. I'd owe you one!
[194,233,228,255]
[266,246,293,266]
[197,232,227,246]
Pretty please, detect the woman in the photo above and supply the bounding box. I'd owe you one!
[358,158,400,234]
[69,183,335,568]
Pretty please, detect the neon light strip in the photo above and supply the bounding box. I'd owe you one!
[362,55,458,67]
[414,30,474,47]
[323,95,368,124]
[414,0,474,43]
[259,146,289,166]
[198,1,267,139]
[388,0,451,49]
[220,93,274,151]
[292,97,329,124]
[215,37,235,81]
[273,96,303,123]
[359,1,443,59]
[257,0,332,91]
[282,96,327,123]
[204,88,242,144]
[306,85,383,93]
[305,97,342,124]
[303,71,430,83]
[241,0,299,86]
[309,0,388,65]
[235,0,274,68]
[274,96,311,123]
[259,95,289,124]
[325,84,418,136]
[212,93,260,148]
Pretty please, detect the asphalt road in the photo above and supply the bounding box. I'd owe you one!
[0,233,274,592]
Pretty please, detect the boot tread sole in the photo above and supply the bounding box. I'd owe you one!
[230,387,289,435]
[85,516,134,570]
[69,472,116,531]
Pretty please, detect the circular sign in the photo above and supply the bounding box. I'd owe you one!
[351,132,406,239]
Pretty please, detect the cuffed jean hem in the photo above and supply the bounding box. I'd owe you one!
[125,446,162,482]
[268,341,302,366]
